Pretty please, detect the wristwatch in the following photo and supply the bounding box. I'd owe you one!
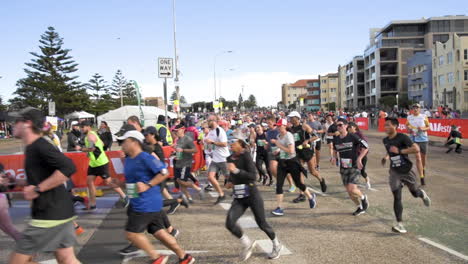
[145,182,153,188]
[34,186,42,194]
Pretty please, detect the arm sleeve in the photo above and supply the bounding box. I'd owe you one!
[40,142,76,177]
[286,133,295,146]
[352,133,369,149]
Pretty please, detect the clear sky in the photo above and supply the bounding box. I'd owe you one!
[0,0,466,106]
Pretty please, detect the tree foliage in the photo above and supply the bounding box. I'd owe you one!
[244,94,257,109]
[86,73,113,116]
[110,70,136,106]
[9,26,89,115]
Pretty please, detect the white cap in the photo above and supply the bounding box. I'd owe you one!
[71,121,79,126]
[117,130,144,143]
[288,111,301,119]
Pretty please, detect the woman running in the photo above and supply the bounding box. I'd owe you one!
[225,138,282,261]
[347,122,371,189]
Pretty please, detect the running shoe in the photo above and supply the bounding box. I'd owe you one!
[271,207,284,216]
[83,196,89,208]
[352,207,366,216]
[446,148,453,153]
[361,195,369,211]
[262,176,268,186]
[119,243,140,256]
[179,254,195,264]
[309,193,317,209]
[392,223,407,234]
[82,205,97,211]
[366,178,372,190]
[167,203,180,215]
[171,187,180,193]
[288,185,296,193]
[320,178,327,193]
[188,198,194,204]
[170,228,180,238]
[75,225,85,236]
[152,255,169,264]
[268,243,283,260]
[241,240,256,261]
[180,195,190,208]
[198,186,205,200]
[292,194,306,203]
[214,195,225,205]
[421,189,431,207]
[204,184,214,192]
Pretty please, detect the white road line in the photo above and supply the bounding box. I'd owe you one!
[307,187,328,196]
[238,216,259,229]
[39,260,57,264]
[122,250,209,263]
[208,192,218,198]
[358,184,379,192]
[219,203,231,210]
[256,239,292,255]
[418,237,468,261]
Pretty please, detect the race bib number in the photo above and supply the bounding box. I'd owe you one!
[340,158,353,168]
[126,183,139,198]
[279,151,289,159]
[293,133,301,141]
[257,140,265,147]
[326,135,333,140]
[390,155,405,168]
[233,184,250,199]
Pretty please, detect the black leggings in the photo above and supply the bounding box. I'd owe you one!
[446,140,462,151]
[361,156,368,179]
[163,199,179,208]
[255,153,271,181]
[226,188,275,240]
[276,159,307,195]
[392,186,423,222]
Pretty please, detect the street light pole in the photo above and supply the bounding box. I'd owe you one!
[213,50,233,101]
[172,0,181,116]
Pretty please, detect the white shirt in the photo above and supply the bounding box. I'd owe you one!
[206,126,230,162]
[361,111,368,118]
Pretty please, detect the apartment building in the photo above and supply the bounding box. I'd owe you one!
[281,80,310,107]
[432,34,468,111]
[304,79,321,111]
[319,73,339,111]
[342,56,365,109]
[144,96,165,108]
[407,50,433,107]
[338,65,347,110]
[363,15,468,107]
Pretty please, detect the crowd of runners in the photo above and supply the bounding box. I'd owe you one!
[0,102,464,264]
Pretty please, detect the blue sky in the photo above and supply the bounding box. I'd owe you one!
[0,0,466,106]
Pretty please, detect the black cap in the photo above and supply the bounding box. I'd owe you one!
[173,124,185,131]
[9,107,44,130]
[115,124,136,137]
[79,120,92,127]
[143,126,158,136]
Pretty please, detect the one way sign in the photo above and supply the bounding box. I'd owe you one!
[158,58,173,78]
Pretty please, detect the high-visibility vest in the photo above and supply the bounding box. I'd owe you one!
[155,124,173,145]
[85,131,109,168]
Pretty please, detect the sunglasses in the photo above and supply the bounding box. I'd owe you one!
[337,124,344,127]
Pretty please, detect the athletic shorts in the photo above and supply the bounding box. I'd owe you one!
[389,168,419,192]
[326,138,333,144]
[340,168,361,185]
[267,151,279,162]
[297,148,314,162]
[15,221,76,255]
[315,141,321,151]
[415,141,428,154]
[87,163,110,179]
[125,208,167,234]
[208,161,228,176]
[175,166,192,182]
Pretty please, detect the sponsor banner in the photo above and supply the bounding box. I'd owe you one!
[0,142,205,192]
[355,117,369,130]
[378,118,468,138]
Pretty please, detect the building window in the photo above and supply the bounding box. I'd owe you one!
[447,91,453,104]
[457,50,460,61]
[323,98,327,102]
[456,70,460,81]
[447,72,454,83]
[433,58,437,68]
[465,49,468,60]
[288,94,290,97]
[465,70,468,81]
[439,55,444,66]
[439,75,445,86]
[447,52,453,64]
[321,89,327,93]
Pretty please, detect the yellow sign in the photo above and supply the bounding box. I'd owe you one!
[174,100,180,106]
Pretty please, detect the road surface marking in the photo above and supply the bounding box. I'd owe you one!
[39,260,57,264]
[209,192,218,198]
[122,250,209,263]
[418,237,468,261]
[256,239,292,255]
[307,187,328,196]
[238,216,259,229]
[219,203,231,210]
[358,184,379,191]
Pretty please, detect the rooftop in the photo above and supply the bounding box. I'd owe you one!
[289,79,315,87]
[379,15,468,33]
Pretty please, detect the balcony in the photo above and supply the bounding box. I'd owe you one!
[410,72,423,80]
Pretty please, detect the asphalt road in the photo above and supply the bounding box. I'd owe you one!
[0,131,467,264]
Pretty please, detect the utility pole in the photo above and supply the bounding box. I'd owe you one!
[172,0,181,117]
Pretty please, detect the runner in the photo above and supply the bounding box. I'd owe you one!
[288,111,327,200]
[117,130,195,264]
[265,115,279,186]
[204,115,230,205]
[0,163,21,241]
[331,118,369,216]
[225,138,282,261]
[406,103,430,185]
[325,115,338,164]
[271,118,317,216]
[173,124,204,202]
[79,120,128,210]
[347,122,371,189]
[382,117,431,233]
[9,107,81,264]
[307,113,324,170]
[254,124,272,185]
[67,121,82,152]
[445,125,463,154]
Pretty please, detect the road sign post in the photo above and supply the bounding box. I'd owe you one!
[158,58,174,126]
[48,101,55,116]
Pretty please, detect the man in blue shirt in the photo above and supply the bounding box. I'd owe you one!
[118,131,195,264]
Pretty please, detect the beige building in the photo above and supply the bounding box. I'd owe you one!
[337,65,347,110]
[319,73,339,110]
[432,34,468,111]
[144,96,165,109]
[281,80,310,106]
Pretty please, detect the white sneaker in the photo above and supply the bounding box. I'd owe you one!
[392,223,407,234]
[366,178,371,190]
[421,189,431,207]
[241,240,256,261]
[268,243,283,259]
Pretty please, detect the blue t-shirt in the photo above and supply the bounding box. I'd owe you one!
[266,128,280,148]
[124,151,165,213]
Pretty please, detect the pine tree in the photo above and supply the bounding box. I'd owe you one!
[110,70,135,106]
[238,93,243,108]
[9,26,89,115]
[86,73,112,115]
[170,91,187,104]
[0,96,6,111]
